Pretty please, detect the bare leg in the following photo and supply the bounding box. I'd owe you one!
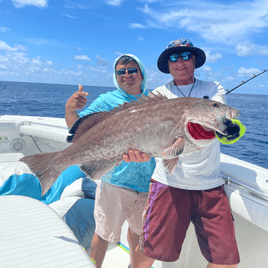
[127,227,140,266]
[90,233,109,268]
[207,263,239,268]
[132,244,155,268]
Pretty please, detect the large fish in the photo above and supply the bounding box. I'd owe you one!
[20,93,239,195]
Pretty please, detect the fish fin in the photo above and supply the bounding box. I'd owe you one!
[67,112,110,143]
[162,158,179,174]
[20,153,63,196]
[80,160,121,180]
[162,137,185,159]
[107,92,168,113]
[148,91,167,100]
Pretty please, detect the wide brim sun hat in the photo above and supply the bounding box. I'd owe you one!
[157,38,206,74]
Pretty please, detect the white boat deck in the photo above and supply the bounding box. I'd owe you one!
[102,243,130,268]
[0,195,95,268]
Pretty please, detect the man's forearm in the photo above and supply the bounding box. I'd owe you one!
[65,111,80,129]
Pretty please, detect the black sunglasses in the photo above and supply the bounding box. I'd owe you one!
[116,67,138,76]
[169,52,193,62]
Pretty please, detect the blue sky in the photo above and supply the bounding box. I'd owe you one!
[0,0,268,94]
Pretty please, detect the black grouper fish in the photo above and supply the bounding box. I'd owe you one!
[20,93,240,195]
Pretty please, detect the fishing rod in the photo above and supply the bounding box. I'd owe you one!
[226,69,268,94]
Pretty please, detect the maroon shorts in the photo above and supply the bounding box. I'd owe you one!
[140,181,240,264]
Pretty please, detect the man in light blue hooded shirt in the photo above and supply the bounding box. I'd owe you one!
[65,54,156,268]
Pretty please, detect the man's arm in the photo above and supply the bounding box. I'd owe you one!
[65,84,88,129]
[65,111,80,129]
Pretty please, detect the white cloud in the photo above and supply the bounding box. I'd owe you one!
[138,0,268,44]
[0,41,16,51]
[114,51,123,56]
[0,63,8,71]
[0,55,9,63]
[205,51,222,63]
[201,65,220,80]
[237,67,260,77]
[86,63,108,73]
[0,38,113,85]
[58,69,83,76]
[145,65,172,89]
[0,42,27,52]
[259,48,268,55]
[0,27,11,33]
[78,47,81,50]
[0,48,112,84]
[31,56,43,67]
[63,13,75,19]
[129,23,146,29]
[0,41,18,51]
[96,55,112,68]
[202,65,214,76]
[64,2,93,9]
[138,36,144,41]
[236,43,256,57]
[236,42,268,56]
[26,38,62,46]
[15,44,27,51]
[146,70,160,83]
[46,60,53,68]
[0,49,72,80]
[106,0,124,6]
[74,55,91,60]
[12,0,48,8]
[225,77,235,81]
[138,0,159,3]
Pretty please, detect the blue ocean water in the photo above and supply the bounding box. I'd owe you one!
[0,81,267,170]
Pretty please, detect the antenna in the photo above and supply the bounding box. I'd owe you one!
[226,69,267,94]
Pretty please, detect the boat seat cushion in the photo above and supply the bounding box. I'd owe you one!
[0,155,97,250]
[0,160,87,204]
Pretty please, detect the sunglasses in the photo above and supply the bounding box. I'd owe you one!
[168,52,193,62]
[116,67,138,76]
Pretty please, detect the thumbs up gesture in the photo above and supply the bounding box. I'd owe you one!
[65,84,88,112]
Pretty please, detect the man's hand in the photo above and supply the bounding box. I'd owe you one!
[123,150,151,163]
[65,84,88,112]
[65,84,88,129]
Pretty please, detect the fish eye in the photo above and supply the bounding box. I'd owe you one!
[211,103,220,107]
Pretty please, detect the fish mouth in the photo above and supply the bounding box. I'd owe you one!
[187,122,216,140]
[187,121,227,140]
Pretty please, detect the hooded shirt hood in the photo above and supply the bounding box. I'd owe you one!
[113,54,147,98]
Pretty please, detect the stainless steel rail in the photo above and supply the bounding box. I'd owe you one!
[222,175,268,203]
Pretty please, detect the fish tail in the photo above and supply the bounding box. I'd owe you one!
[20,152,63,196]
